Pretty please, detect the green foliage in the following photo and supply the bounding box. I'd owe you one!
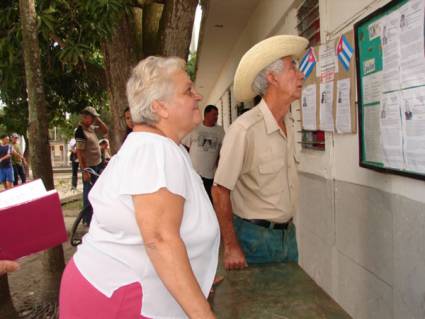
[187,51,197,81]
[0,0,132,136]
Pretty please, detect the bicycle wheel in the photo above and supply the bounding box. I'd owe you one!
[70,209,85,246]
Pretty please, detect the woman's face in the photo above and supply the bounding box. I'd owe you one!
[124,110,133,129]
[162,69,203,135]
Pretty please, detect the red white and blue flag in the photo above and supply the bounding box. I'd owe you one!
[336,35,353,71]
[299,47,316,79]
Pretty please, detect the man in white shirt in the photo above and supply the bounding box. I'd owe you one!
[183,105,225,201]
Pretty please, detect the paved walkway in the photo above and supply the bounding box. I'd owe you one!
[54,171,83,204]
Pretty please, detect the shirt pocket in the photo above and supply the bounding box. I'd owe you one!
[294,152,300,165]
[258,158,285,195]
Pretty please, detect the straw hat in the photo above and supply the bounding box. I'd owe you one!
[80,106,100,117]
[233,35,309,102]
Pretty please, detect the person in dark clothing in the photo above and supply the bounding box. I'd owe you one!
[69,138,79,190]
[123,107,134,142]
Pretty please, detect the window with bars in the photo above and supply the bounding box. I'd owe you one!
[297,0,320,46]
[297,0,325,151]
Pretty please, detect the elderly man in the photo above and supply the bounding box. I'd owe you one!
[212,35,308,270]
[75,106,108,225]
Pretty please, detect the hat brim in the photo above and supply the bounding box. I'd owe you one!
[81,109,100,117]
[234,35,309,102]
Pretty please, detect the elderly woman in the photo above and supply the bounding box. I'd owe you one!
[59,56,220,319]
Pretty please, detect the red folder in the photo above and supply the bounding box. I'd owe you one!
[0,190,67,260]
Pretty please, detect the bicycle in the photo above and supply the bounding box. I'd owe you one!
[70,167,100,246]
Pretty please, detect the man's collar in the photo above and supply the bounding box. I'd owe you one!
[258,99,281,135]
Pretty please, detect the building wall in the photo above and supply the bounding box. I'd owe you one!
[204,0,425,318]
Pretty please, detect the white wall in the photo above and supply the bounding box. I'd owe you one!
[204,0,425,318]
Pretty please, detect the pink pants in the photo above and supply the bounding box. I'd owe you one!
[59,258,150,319]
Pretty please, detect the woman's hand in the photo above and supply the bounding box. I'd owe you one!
[0,260,20,275]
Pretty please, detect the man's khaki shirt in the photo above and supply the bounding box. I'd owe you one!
[75,124,101,167]
[214,99,299,223]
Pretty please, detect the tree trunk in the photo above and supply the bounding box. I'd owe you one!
[158,0,198,59]
[143,2,164,56]
[0,275,18,319]
[103,14,140,154]
[132,7,144,60]
[19,0,65,302]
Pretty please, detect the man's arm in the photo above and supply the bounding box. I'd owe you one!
[211,184,247,270]
[11,149,26,165]
[76,149,90,182]
[94,117,108,136]
[0,153,11,162]
[75,126,90,182]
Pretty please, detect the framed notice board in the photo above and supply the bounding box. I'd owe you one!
[355,0,425,180]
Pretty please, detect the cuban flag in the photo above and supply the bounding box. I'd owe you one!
[299,47,316,79]
[336,35,353,71]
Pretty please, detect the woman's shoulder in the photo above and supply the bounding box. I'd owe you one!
[120,132,186,163]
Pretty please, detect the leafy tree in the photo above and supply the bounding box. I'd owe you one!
[0,0,200,311]
[19,0,63,304]
[187,51,197,81]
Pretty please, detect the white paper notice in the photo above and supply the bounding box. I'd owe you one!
[363,72,383,104]
[401,87,425,173]
[319,41,338,83]
[301,84,317,130]
[380,92,404,169]
[319,82,334,131]
[399,0,425,89]
[368,20,382,41]
[363,106,384,164]
[336,79,352,133]
[381,11,401,92]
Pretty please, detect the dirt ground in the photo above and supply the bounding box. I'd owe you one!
[3,173,85,318]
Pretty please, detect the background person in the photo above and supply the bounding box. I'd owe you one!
[68,138,79,190]
[99,138,111,168]
[11,133,27,185]
[212,35,308,270]
[0,134,25,190]
[60,56,219,319]
[123,107,134,142]
[182,105,225,201]
[75,106,108,226]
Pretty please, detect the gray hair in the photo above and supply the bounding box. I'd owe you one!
[251,58,284,96]
[126,56,186,125]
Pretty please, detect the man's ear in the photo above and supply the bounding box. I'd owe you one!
[266,72,278,88]
[152,100,169,119]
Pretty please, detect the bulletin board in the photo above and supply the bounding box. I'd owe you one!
[354,0,425,180]
[300,30,357,134]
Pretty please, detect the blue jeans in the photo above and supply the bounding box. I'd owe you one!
[234,215,298,264]
[82,164,102,225]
